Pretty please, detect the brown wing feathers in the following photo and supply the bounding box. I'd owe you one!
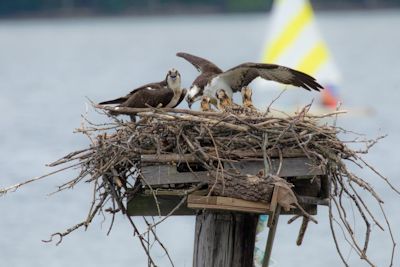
[229,63,323,92]
[98,96,128,105]
[176,52,223,74]
[283,67,323,91]
[121,88,173,108]
[260,64,323,91]
[99,81,165,105]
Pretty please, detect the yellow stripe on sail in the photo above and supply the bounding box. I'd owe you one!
[262,2,312,63]
[296,42,328,75]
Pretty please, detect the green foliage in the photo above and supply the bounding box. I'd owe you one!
[1,0,400,17]
[225,0,271,12]
[95,0,127,13]
[0,0,41,15]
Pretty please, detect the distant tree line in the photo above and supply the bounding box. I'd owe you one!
[0,0,399,17]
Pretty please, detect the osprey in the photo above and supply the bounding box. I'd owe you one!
[99,69,186,111]
[177,52,323,109]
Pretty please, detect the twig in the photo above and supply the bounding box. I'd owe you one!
[329,197,350,267]
[143,217,175,267]
[1,163,81,196]
[140,183,205,238]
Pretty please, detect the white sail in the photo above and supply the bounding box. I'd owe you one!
[259,0,341,107]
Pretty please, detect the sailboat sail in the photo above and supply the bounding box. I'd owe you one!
[261,0,341,108]
[254,1,341,266]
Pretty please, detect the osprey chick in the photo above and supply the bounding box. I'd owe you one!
[200,95,213,112]
[216,89,234,112]
[241,86,255,109]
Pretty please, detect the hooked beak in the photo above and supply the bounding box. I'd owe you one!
[186,96,193,109]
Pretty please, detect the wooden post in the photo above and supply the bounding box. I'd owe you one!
[262,206,281,267]
[193,211,258,267]
[262,186,281,267]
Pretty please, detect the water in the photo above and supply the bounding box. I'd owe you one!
[1,10,400,267]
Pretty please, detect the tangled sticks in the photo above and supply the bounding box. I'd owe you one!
[1,104,398,267]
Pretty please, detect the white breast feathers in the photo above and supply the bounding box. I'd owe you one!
[204,76,233,99]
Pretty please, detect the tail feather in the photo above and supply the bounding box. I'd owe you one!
[99,97,126,105]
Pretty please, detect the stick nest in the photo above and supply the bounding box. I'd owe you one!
[1,104,398,267]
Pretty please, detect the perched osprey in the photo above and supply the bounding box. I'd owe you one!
[177,52,323,109]
[99,69,185,110]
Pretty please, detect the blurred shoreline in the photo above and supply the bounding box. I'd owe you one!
[1,2,400,21]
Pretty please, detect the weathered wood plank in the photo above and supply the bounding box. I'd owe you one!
[141,154,197,163]
[126,193,319,216]
[140,149,306,163]
[141,164,209,185]
[140,157,325,186]
[297,195,329,206]
[188,195,270,214]
[268,186,279,227]
[126,194,195,216]
[193,211,258,267]
[231,158,324,177]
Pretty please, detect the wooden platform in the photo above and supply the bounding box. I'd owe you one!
[127,155,329,217]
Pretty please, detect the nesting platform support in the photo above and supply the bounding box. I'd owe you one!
[188,186,283,267]
[193,211,258,267]
[126,154,329,267]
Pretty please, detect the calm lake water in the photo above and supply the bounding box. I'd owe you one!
[1,10,400,267]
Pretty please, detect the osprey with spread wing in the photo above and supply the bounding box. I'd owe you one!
[177,52,323,109]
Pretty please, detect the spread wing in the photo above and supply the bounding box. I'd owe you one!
[220,63,323,92]
[177,52,223,74]
[99,81,166,105]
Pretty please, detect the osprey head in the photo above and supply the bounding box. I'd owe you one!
[166,68,181,91]
[186,84,202,109]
